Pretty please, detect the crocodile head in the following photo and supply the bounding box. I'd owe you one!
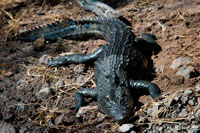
[98,86,134,122]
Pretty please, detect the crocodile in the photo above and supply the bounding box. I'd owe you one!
[17,17,161,122]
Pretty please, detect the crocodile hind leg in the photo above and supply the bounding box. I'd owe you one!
[129,80,161,98]
[47,46,104,67]
[74,88,98,110]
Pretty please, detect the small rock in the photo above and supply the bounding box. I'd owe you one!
[176,66,197,79]
[170,57,192,69]
[178,109,188,118]
[55,80,64,88]
[75,75,86,86]
[195,110,200,118]
[146,104,159,117]
[180,95,189,104]
[130,131,136,133]
[184,89,193,96]
[0,121,16,133]
[195,84,200,93]
[156,65,165,74]
[119,124,134,133]
[175,125,181,131]
[76,106,98,117]
[74,64,85,73]
[158,127,164,131]
[19,127,27,133]
[55,113,65,125]
[39,54,51,64]
[37,87,52,98]
[16,101,25,112]
[174,94,181,102]
[188,99,195,106]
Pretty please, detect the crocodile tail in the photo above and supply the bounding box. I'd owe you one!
[16,18,106,42]
[16,19,77,42]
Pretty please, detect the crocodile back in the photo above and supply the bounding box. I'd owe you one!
[94,18,148,92]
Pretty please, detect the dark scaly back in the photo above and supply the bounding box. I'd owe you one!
[94,18,148,91]
[94,18,136,74]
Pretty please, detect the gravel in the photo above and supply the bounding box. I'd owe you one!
[136,87,200,132]
[176,66,197,79]
[119,124,135,133]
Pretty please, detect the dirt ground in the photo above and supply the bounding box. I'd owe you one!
[0,0,200,132]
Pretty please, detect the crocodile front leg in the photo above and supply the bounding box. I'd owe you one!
[74,88,98,110]
[47,46,104,67]
[129,80,161,98]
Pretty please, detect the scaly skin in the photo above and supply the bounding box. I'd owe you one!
[17,17,161,122]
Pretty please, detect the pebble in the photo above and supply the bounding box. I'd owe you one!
[170,57,192,69]
[156,65,165,74]
[0,121,16,133]
[188,99,195,106]
[130,131,136,133]
[158,127,164,131]
[16,101,25,112]
[195,110,200,118]
[39,54,51,64]
[174,95,181,102]
[76,106,98,117]
[119,124,134,133]
[55,80,64,88]
[37,87,52,98]
[75,75,86,86]
[180,95,189,104]
[175,125,181,131]
[74,64,85,73]
[176,66,197,79]
[184,89,193,96]
[55,113,64,125]
[147,104,159,117]
[19,127,27,133]
[195,84,200,93]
